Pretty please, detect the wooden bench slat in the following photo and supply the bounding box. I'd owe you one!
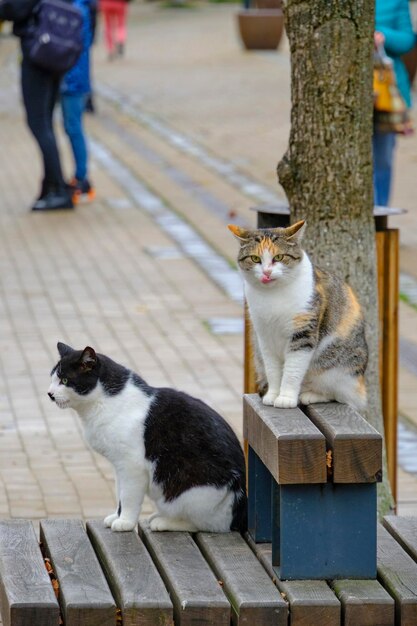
[86,520,173,626]
[377,524,417,625]
[279,580,341,626]
[244,394,327,484]
[383,515,417,563]
[331,579,395,626]
[40,519,116,626]
[138,522,230,626]
[246,535,341,626]
[304,403,382,483]
[0,520,59,626]
[195,531,287,626]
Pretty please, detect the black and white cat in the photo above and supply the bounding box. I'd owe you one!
[48,343,247,533]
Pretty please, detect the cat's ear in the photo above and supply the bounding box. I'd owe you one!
[285,220,306,242]
[57,342,74,358]
[228,224,251,242]
[79,347,97,372]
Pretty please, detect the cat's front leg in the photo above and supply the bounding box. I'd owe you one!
[104,472,121,528]
[274,350,313,409]
[259,345,282,406]
[110,466,148,532]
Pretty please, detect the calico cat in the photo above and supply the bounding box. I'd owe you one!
[229,221,368,410]
[48,343,247,533]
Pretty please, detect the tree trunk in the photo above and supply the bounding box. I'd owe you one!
[277,0,394,514]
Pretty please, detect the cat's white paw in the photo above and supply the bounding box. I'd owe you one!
[262,391,278,406]
[299,392,328,405]
[104,513,119,528]
[149,516,172,532]
[111,518,136,532]
[274,394,298,409]
[149,516,198,532]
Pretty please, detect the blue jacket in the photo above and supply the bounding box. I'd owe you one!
[61,0,92,95]
[375,0,416,108]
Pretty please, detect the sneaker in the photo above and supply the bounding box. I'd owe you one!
[31,189,74,211]
[85,94,95,114]
[70,178,96,203]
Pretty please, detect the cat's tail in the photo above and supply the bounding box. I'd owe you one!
[229,470,248,533]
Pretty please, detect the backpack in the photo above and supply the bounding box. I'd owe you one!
[24,0,83,74]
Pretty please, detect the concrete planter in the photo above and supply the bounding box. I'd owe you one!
[237,9,284,51]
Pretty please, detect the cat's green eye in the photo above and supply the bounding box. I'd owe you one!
[61,378,68,385]
[273,254,284,262]
[250,255,261,263]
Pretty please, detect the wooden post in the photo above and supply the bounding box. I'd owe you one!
[376,226,399,502]
[244,204,404,502]
[244,302,257,395]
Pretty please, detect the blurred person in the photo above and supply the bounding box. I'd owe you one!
[85,0,98,113]
[0,0,76,211]
[99,0,128,60]
[373,0,416,206]
[61,0,96,202]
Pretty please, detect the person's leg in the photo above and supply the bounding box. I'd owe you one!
[21,57,66,191]
[102,5,115,56]
[115,2,127,53]
[372,130,396,206]
[61,93,88,181]
[110,8,120,55]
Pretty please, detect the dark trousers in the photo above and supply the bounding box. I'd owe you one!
[21,57,65,191]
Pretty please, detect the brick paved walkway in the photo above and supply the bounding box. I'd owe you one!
[0,1,417,532]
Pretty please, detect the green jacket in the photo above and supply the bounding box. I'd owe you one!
[375,0,416,108]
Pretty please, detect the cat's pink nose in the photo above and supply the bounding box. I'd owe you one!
[263,268,272,277]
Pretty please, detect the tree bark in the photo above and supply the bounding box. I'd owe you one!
[278,0,394,514]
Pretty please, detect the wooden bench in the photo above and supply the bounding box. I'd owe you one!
[244,394,383,581]
[2,514,417,624]
[0,397,416,626]
[0,518,284,626]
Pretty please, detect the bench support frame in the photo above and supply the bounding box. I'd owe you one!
[248,446,377,580]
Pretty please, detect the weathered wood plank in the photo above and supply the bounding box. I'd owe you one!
[279,581,340,626]
[138,522,230,626]
[244,394,327,484]
[246,535,340,626]
[195,531,287,626]
[40,519,116,626]
[304,403,382,483]
[0,520,59,626]
[383,515,417,563]
[377,524,417,625]
[331,579,394,626]
[87,520,173,626]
